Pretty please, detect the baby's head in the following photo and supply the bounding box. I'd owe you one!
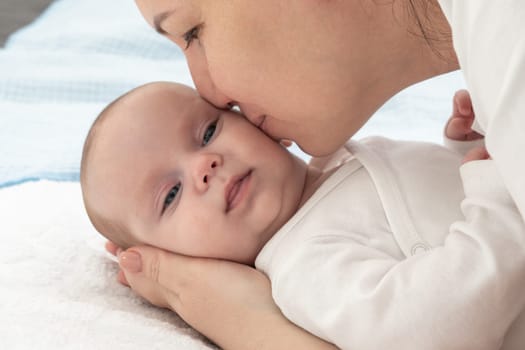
[81,82,307,265]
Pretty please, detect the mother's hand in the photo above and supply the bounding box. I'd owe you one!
[106,242,338,350]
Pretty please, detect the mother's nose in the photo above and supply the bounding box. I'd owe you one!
[195,73,235,109]
[186,51,235,109]
[192,153,223,191]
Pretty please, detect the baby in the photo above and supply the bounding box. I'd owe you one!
[81,82,525,350]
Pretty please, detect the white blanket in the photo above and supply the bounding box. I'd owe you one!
[0,180,216,349]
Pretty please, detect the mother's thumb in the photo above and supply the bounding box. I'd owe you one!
[119,249,143,274]
[118,247,174,310]
[119,246,171,286]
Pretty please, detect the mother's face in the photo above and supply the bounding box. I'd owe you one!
[135,0,367,156]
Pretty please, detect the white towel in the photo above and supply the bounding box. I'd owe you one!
[0,180,216,350]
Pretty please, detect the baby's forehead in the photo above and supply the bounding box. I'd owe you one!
[93,82,223,166]
[92,85,205,173]
[114,83,205,121]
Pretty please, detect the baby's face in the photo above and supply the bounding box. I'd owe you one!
[91,83,307,264]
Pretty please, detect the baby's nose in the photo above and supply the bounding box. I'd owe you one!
[193,154,222,191]
[201,160,217,184]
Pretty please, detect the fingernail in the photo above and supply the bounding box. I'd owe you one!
[116,247,123,257]
[459,104,471,115]
[119,250,142,273]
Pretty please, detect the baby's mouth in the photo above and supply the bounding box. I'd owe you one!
[225,170,253,213]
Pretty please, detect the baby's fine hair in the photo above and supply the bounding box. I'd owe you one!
[80,86,146,249]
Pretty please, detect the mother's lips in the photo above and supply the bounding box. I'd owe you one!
[257,115,266,129]
[225,170,253,213]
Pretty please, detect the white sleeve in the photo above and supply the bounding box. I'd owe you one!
[443,133,485,157]
[441,0,525,218]
[272,160,525,350]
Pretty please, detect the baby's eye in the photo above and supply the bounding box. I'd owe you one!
[163,183,181,213]
[202,120,217,146]
[183,25,201,49]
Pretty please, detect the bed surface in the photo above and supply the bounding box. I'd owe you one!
[0,181,215,349]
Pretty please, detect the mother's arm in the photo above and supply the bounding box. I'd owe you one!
[109,243,338,350]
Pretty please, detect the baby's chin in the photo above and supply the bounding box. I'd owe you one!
[223,248,260,267]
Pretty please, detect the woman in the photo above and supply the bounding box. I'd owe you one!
[114,0,525,348]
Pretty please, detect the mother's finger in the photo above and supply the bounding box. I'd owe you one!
[463,146,491,163]
[119,246,199,291]
[453,89,473,116]
[105,240,121,256]
[446,117,472,140]
[123,271,173,309]
[117,245,223,316]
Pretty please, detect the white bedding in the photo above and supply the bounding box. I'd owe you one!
[0,181,216,349]
[0,0,466,348]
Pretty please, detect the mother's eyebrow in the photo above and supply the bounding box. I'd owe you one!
[153,10,175,35]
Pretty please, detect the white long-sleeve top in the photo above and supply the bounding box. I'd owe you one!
[437,0,525,219]
[255,137,525,350]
